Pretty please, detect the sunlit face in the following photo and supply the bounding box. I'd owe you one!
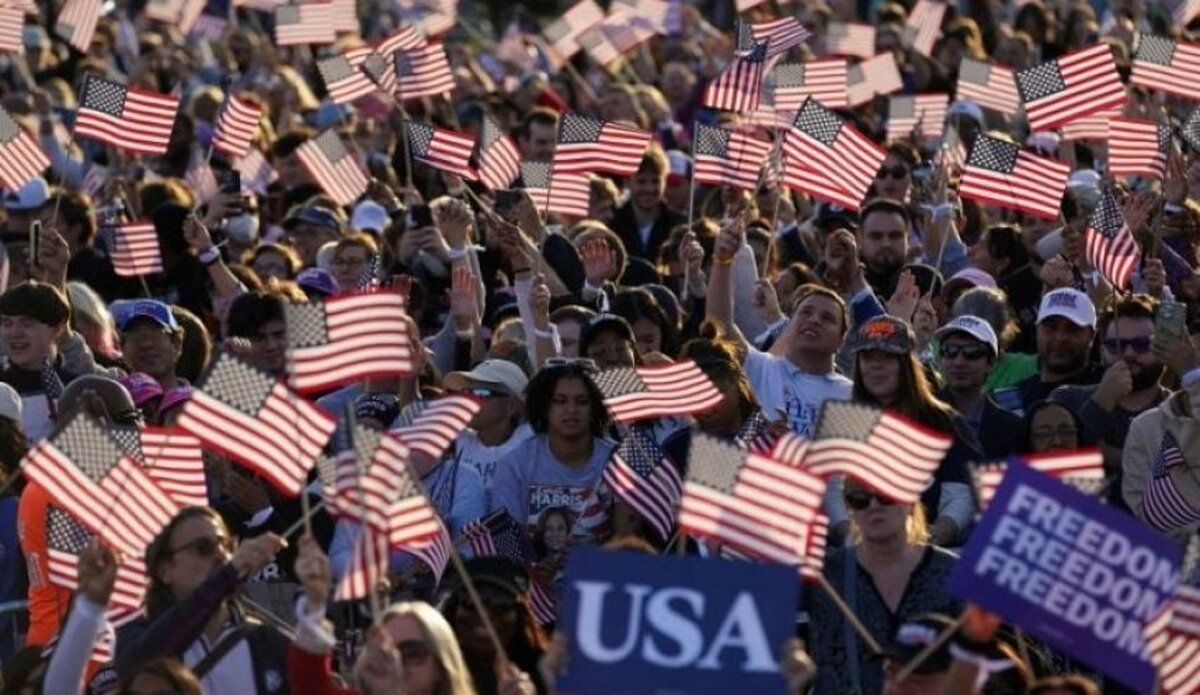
[787,294,846,362]
[121,320,181,383]
[0,315,61,370]
[547,377,593,439]
[1101,317,1161,391]
[332,245,371,291]
[937,334,993,393]
[631,171,666,212]
[157,515,232,600]
[519,121,557,162]
[860,210,908,276]
[874,154,911,201]
[1036,317,1094,377]
[857,350,903,405]
[252,250,291,281]
[383,615,441,695]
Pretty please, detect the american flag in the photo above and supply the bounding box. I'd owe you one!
[772,60,848,110]
[184,157,218,204]
[957,134,1070,220]
[743,85,793,131]
[21,414,181,558]
[45,507,148,612]
[824,22,875,59]
[1108,117,1170,181]
[385,455,452,582]
[1060,107,1120,142]
[1131,35,1200,102]
[176,353,336,496]
[337,530,390,601]
[693,123,771,190]
[75,74,180,156]
[589,361,724,423]
[750,17,810,58]
[274,3,336,45]
[576,27,622,67]
[318,54,376,105]
[1146,584,1200,695]
[81,164,109,198]
[605,427,680,541]
[41,358,64,420]
[704,41,768,114]
[189,13,228,40]
[1184,106,1200,154]
[543,0,605,63]
[0,5,22,52]
[599,12,640,55]
[845,52,903,106]
[393,43,455,100]
[0,106,49,190]
[954,58,1020,116]
[108,220,163,277]
[678,433,825,566]
[145,0,182,25]
[212,95,262,159]
[461,510,557,624]
[107,425,208,507]
[233,0,282,9]
[521,161,590,217]
[295,129,369,206]
[1142,432,1200,532]
[800,512,829,582]
[377,25,424,55]
[1016,44,1126,132]
[805,402,953,504]
[234,148,278,195]
[886,93,949,141]
[392,394,482,461]
[477,116,521,191]
[328,0,357,32]
[554,113,651,177]
[54,0,103,53]
[610,0,669,43]
[934,126,967,175]
[781,97,886,211]
[903,0,945,57]
[734,0,767,10]
[970,450,1105,512]
[285,292,414,393]
[406,121,477,180]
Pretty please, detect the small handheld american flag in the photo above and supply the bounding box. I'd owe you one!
[285,292,414,394]
[75,74,180,155]
[1084,185,1140,291]
[1130,35,1200,103]
[0,105,50,190]
[970,450,1105,512]
[604,427,681,541]
[589,360,724,423]
[295,130,370,206]
[1016,44,1126,132]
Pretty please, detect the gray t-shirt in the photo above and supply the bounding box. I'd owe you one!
[490,434,616,546]
[455,423,536,509]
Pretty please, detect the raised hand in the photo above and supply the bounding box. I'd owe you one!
[886,269,919,322]
[435,198,473,251]
[231,532,286,579]
[294,534,331,613]
[77,541,119,607]
[449,265,481,333]
[581,238,613,285]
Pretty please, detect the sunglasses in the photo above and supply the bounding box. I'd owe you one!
[876,166,909,180]
[845,489,895,511]
[939,344,990,361]
[396,639,433,666]
[465,387,502,400]
[1102,336,1152,355]
[169,536,225,558]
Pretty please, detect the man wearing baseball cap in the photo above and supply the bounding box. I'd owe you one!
[934,316,1022,459]
[993,288,1102,416]
[443,359,534,508]
[111,299,186,391]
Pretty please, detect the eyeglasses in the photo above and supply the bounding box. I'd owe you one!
[1102,336,1152,355]
[845,489,895,511]
[876,166,910,180]
[168,536,225,558]
[939,344,990,361]
[396,639,433,666]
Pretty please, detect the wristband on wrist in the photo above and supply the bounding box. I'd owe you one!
[455,328,476,340]
[198,247,221,266]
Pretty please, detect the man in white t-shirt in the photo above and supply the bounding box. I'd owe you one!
[443,359,534,507]
[706,219,853,437]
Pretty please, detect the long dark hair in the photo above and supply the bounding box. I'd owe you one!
[0,416,27,495]
[144,506,232,620]
[441,588,548,693]
[679,324,757,424]
[852,350,957,433]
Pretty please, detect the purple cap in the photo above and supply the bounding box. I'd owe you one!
[120,372,164,407]
[158,385,194,415]
[297,268,339,298]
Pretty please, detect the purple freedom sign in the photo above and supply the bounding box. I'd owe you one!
[951,462,1181,691]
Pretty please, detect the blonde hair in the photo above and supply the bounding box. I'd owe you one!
[379,602,477,695]
[847,493,930,546]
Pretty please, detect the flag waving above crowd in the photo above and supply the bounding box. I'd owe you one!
[4,0,1200,693]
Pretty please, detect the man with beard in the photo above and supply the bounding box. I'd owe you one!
[611,144,687,264]
[1051,295,1170,509]
[994,288,1103,416]
[857,198,910,298]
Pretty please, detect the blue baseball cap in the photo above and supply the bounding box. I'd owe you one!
[283,204,343,232]
[111,299,179,332]
[296,267,338,298]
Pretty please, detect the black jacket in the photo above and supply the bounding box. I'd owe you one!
[610,200,687,263]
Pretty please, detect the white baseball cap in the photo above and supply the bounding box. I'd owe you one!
[934,315,999,356]
[0,383,21,423]
[350,200,390,235]
[444,359,529,399]
[1037,288,1097,328]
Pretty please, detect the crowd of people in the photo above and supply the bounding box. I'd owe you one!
[1,0,1200,692]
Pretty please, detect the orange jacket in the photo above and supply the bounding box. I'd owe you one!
[17,482,74,646]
